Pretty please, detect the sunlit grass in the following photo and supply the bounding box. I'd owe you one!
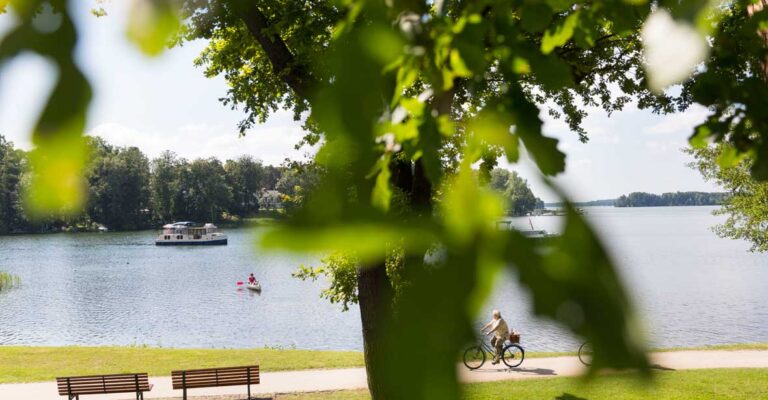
[521,342,768,359]
[1,344,765,385]
[0,346,363,383]
[277,368,768,399]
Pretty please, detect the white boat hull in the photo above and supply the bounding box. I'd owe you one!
[155,236,228,246]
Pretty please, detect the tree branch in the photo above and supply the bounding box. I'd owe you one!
[227,0,316,99]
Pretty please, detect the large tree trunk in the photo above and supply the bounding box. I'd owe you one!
[748,0,768,80]
[356,261,393,399]
[229,6,440,397]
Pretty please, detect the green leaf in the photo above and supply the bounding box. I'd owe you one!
[518,129,566,175]
[126,0,180,56]
[441,164,505,243]
[504,88,566,175]
[541,11,580,54]
[370,154,392,212]
[362,25,405,65]
[689,124,711,149]
[520,3,553,33]
[261,223,437,264]
[449,49,472,77]
[717,146,744,169]
[25,135,89,216]
[545,0,576,13]
[505,203,649,372]
[467,109,519,164]
[527,52,574,90]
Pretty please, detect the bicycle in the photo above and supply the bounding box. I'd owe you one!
[463,336,525,370]
[578,341,592,366]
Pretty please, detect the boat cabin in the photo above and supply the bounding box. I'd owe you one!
[156,222,227,245]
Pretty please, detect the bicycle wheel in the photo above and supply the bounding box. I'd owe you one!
[501,344,525,368]
[463,346,486,370]
[578,342,592,366]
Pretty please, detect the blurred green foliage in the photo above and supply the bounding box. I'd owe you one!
[3,1,768,399]
[688,143,768,252]
[489,168,543,216]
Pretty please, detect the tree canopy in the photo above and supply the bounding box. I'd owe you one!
[489,168,542,215]
[0,134,287,233]
[688,144,768,252]
[3,1,768,399]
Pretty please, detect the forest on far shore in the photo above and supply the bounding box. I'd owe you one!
[1,134,543,235]
[0,134,320,234]
[546,192,726,208]
[613,191,726,207]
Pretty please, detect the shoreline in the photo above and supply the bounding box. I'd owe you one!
[0,216,282,237]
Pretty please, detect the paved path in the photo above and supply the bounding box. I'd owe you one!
[1,350,766,399]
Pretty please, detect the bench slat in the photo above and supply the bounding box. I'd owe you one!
[171,366,259,390]
[56,373,150,396]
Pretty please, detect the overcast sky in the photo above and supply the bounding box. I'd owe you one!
[0,1,718,202]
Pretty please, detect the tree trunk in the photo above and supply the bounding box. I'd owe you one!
[357,260,393,399]
[748,0,768,80]
[230,6,441,397]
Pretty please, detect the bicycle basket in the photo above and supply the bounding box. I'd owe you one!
[509,332,521,343]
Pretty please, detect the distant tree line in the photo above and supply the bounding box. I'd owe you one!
[614,192,727,207]
[0,134,318,234]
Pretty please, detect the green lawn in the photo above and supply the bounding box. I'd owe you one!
[279,368,768,399]
[1,344,765,386]
[0,346,363,383]
[493,342,768,360]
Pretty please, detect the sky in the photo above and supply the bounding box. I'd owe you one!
[0,1,719,202]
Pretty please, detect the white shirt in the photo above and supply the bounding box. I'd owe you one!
[490,317,509,339]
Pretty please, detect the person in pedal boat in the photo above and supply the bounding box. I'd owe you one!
[248,273,258,285]
[480,309,509,364]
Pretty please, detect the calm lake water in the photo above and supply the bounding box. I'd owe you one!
[1,206,767,352]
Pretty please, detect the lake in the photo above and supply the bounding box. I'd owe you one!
[1,206,767,352]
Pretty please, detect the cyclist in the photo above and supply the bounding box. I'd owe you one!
[480,309,509,364]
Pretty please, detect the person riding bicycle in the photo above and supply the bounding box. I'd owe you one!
[480,309,509,364]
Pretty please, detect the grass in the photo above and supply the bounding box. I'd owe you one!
[1,343,765,385]
[0,271,20,292]
[277,368,768,399]
[0,346,363,384]
[517,342,768,359]
[657,343,768,352]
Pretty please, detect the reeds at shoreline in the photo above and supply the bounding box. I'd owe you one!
[0,271,20,291]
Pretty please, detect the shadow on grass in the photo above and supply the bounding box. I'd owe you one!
[556,393,589,400]
[470,367,557,376]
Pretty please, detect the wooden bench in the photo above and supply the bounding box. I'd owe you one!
[56,373,152,400]
[172,365,260,400]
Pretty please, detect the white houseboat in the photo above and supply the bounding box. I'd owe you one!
[155,222,228,246]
